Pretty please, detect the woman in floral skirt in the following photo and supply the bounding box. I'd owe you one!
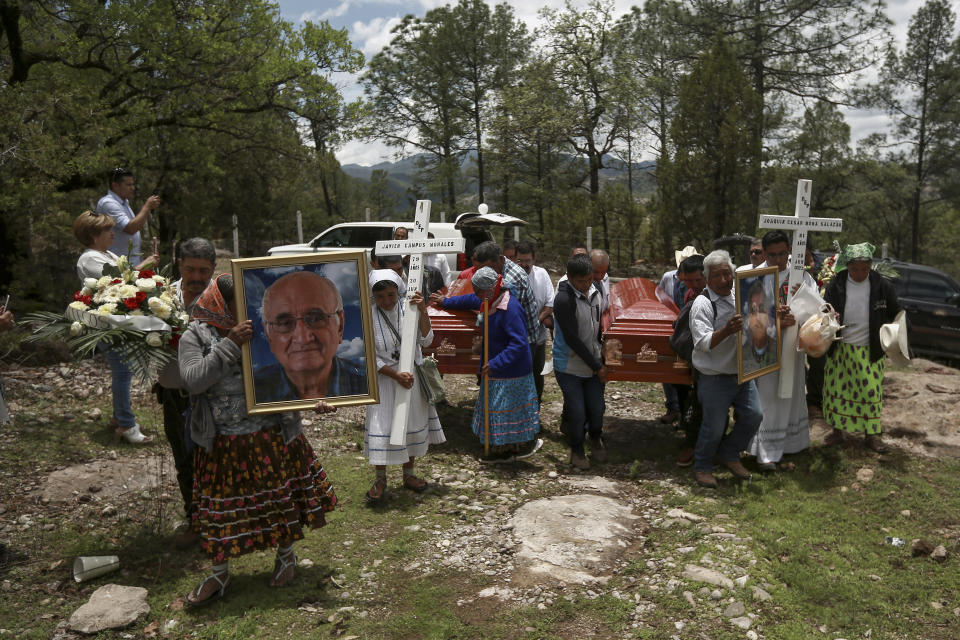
[178,274,337,606]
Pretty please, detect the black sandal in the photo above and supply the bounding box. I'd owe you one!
[365,478,387,504]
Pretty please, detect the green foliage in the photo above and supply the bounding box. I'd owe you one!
[0,0,365,305]
[657,37,761,251]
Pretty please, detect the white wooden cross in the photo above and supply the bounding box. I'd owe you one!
[759,179,843,398]
[374,200,464,445]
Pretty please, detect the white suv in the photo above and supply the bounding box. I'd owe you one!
[267,212,526,273]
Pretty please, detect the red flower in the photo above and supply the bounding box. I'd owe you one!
[73,291,93,305]
[135,291,147,303]
[139,269,154,278]
[123,297,139,310]
[111,278,122,284]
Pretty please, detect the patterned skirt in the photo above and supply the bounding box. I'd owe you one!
[191,426,336,563]
[823,342,884,435]
[471,374,540,449]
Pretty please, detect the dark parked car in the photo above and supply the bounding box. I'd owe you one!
[880,259,960,362]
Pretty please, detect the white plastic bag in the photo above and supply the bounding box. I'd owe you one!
[788,282,824,326]
[797,303,841,357]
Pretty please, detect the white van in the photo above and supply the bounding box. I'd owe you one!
[267,212,526,273]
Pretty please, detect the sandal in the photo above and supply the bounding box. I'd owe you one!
[269,548,296,588]
[403,475,428,493]
[186,568,230,608]
[865,434,889,454]
[365,478,386,504]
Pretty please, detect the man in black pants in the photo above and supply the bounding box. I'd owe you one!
[155,237,215,548]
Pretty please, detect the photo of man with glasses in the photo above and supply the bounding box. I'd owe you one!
[253,270,367,402]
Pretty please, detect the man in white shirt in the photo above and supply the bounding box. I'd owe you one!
[689,250,762,488]
[515,241,555,402]
[746,230,811,471]
[96,167,161,263]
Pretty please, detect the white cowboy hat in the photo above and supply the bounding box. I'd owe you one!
[880,309,910,367]
[674,245,700,267]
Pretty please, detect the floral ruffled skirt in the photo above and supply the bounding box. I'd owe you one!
[191,426,336,562]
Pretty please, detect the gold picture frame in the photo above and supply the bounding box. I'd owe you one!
[736,265,782,383]
[232,251,379,415]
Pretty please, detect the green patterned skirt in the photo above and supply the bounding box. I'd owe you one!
[823,342,884,435]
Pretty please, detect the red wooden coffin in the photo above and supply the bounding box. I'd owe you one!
[602,277,692,384]
[426,276,692,384]
[426,278,484,374]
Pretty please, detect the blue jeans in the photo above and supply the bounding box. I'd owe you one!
[105,349,135,428]
[694,374,761,472]
[555,370,605,455]
[662,383,680,412]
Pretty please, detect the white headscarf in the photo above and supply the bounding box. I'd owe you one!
[369,268,405,295]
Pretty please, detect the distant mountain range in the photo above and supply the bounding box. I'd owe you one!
[340,152,657,214]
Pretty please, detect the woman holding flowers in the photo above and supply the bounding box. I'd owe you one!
[178,274,337,606]
[364,269,445,503]
[73,210,158,444]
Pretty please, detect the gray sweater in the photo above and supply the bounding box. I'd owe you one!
[178,321,301,452]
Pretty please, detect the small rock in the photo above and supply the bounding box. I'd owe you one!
[930,601,943,610]
[547,471,558,479]
[666,508,703,521]
[734,575,748,588]
[682,564,734,589]
[931,545,948,563]
[100,505,117,517]
[868,574,882,582]
[683,591,695,606]
[856,467,874,483]
[88,408,103,421]
[299,558,314,568]
[751,586,772,601]
[724,601,746,618]
[911,539,935,557]
[900,509,911,517]
[710,589,723,600]
[729,616,752,629]
[746,631,759,640]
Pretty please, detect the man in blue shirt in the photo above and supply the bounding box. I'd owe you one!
[95,167,161,263]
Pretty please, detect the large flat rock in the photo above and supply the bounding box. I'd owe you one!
[68,584,149,634]
[40,456,169,503]
[510,494,640,585]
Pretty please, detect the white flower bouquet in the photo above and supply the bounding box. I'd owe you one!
[23,256,189,381]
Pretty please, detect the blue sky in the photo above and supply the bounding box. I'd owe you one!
[275,0,956,166]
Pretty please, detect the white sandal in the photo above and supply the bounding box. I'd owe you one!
[114,423,154,445]
[186,568,230,607]
[270,548,297,588]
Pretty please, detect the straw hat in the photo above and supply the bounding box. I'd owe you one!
[880,310,910,367]
[674,245,700,267]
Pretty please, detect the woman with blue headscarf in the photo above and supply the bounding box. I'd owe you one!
[822,243,901,452]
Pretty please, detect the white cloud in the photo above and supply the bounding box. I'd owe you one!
[351,15,404,55]
[337,336,366,360]
[336,138,396,166]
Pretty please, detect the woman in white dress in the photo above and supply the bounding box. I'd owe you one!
[364,269,445,503]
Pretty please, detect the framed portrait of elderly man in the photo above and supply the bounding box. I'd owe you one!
[232,251,379,415]
[735,265,782,384]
